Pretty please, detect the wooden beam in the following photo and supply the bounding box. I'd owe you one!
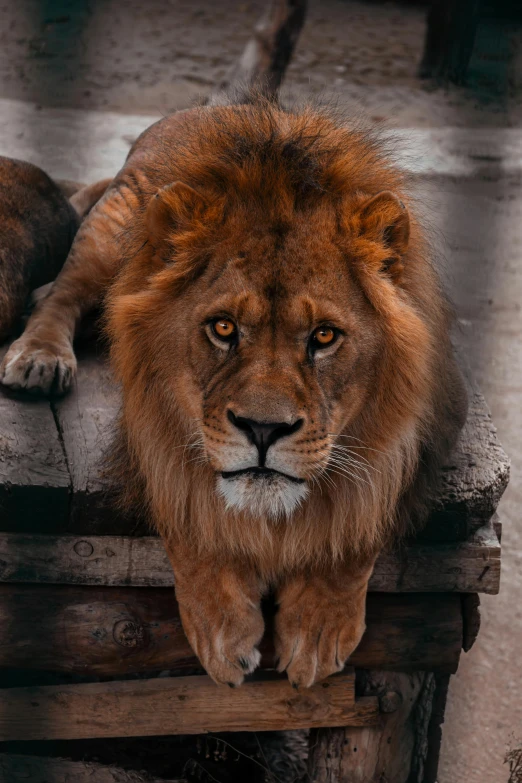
[423,346,510,543]
[369,522,501,595]
[51,349,147,535]
[0,589,463,676]
[422,674,451,783]
[0,755,184,783]
[0,350,70,534]
[0,521,500,594]
[308,672,436,783]
[421,385,509,541]
[0,671,377,741]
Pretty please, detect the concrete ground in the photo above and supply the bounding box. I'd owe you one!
[0,1,520,780]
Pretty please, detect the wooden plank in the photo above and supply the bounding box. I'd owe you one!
[52,348,144,535]
[0,349,70,534]
[422,674,451,783]
[421,385,510,541]
[0,588,463,676]
[0,671,378,741]
[370,523,501,595]
[0,755,184,783]
[0,520,501,593]
[308,672,434,783]
[360,594,462,673]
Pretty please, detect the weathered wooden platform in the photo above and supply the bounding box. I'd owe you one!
[0,588,464,676]
[0,343,509,783]
[0,347,510,542]
[0,520,501,593]
[0,670,377,741]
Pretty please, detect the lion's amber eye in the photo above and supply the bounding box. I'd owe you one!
[212,318,237,341]
[309,325,341,357]
[313,327,335,345]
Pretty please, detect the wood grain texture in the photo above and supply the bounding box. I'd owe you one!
[422,387,510,541]
[370,523,501,595]
[0,588,463,675]
[422,674,451,783]
[308,672,433,783]
[52,349,145,535]
[461,593,481,653]
[0,671,378,741]
[0,520,501,593]
[0,347,70,534]
[0,755,184,783]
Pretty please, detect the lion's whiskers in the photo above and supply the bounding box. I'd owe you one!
[180,430,206,475]
[302,440,376,492]
[184,454,208,467]
[309,472,323,497]
[329,433,388,457]
[330,442,375,468]
[329,447,380,482]
[326,460,373,490]
[328,459,372,487]
[300,437,379,492]
[316,465,337,493]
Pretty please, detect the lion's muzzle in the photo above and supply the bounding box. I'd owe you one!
[214,410,309,519]
[226,410,304,466]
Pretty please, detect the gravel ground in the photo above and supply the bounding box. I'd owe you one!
[0,0,520,127]
[0,2,520,781]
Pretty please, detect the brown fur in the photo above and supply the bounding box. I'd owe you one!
[0,156,79,342]
[0,97,467,687]
[0,158,110,344]
[69,178,112,220]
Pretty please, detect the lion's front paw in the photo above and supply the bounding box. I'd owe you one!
[178,596,264,687]
[275,578,366,689]
[0,335,76,395]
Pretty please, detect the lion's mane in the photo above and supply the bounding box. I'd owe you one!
[105,96,467,577]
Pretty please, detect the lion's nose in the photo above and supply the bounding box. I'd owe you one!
[227,410,304,465]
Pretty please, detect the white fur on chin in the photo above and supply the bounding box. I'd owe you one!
[217,472,309,520]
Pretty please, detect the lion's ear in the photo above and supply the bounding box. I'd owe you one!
[358,191,410,266]
[146,182,209,258]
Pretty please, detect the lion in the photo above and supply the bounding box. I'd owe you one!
[0,96,467,688]
[0,155,110,344]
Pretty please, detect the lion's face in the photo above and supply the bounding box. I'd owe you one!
[107,103,460,566]
[143,191,396,520]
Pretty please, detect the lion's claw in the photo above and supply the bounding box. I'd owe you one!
[0,336,76,395]
[275,578,367,688]
[178,600,264,687]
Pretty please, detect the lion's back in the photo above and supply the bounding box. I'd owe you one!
[0,156,79,341]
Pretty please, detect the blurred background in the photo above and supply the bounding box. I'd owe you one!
[0,1,520,781]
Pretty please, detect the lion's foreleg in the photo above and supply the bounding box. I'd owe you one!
[165,538,265,687]
[274,558,376,688]
[0,196,125,395]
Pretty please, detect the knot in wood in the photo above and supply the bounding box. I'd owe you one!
[286,694,328,720]
[73,540,94,558]
[113,619,145,648]
[379,690,403,713]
